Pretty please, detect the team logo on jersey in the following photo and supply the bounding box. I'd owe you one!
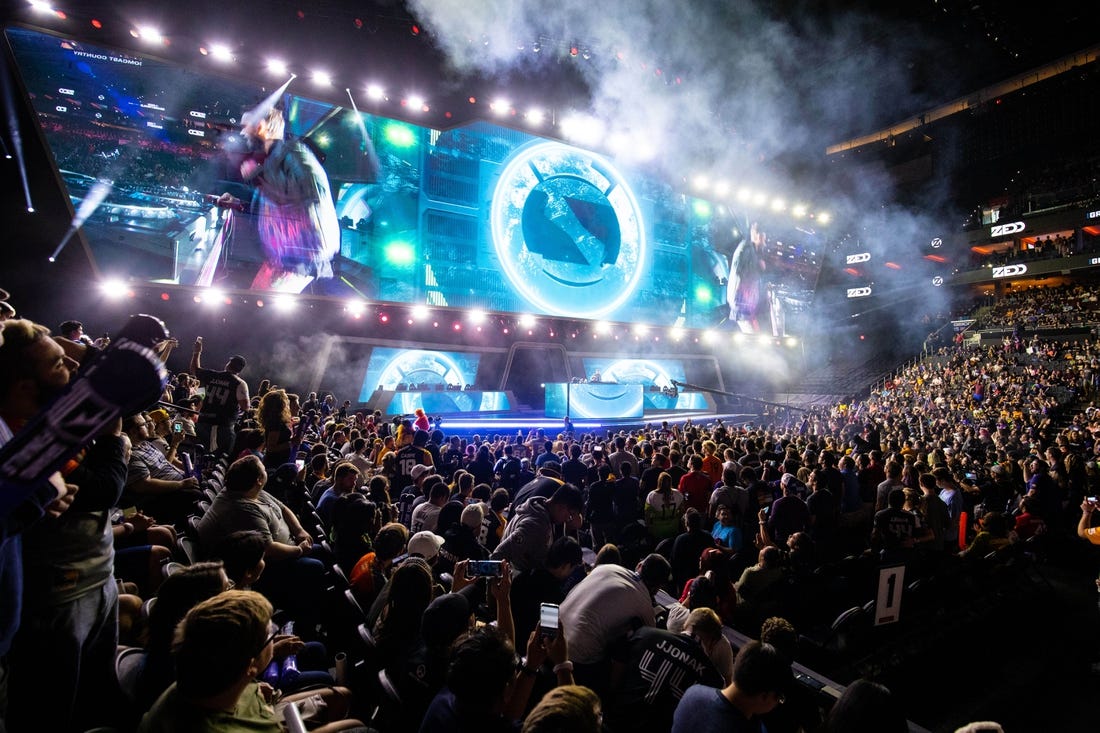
[490,141,646,318]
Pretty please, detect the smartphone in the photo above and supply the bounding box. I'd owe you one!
[467,560,503,577]
[172,421,183,433]
[295,458,306,472]
[965,472,977,481]
[539,603,559,638]
[1088,496,1099,505]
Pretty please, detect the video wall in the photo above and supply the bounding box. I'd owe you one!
[359,347,481,401]
[6,25,824,333]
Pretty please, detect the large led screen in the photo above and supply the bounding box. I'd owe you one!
[544,383,645,420]
[359,348,481,402]
[7,26,823,333]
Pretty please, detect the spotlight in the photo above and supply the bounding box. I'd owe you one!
[99,279,129,299]
[785,337,798,347]
[633,324,649,336]
[691,174,709,192]
[208,43,234,62]
[733,332,746,344]
[701,330,716,343]
[791,204,808,218]
[272,294,296,311]
[490,98,511,116]
[366,84,385,101]
[406,94,426,111]
[312,70,333,86]
[770,197,786,212]
[29,1,54,12]
[136,26,164,44]
[518,314,536,329]
[817,211,832,225]
[595,321,611,335]
[411,304,430,320]
[267,59,289,76]
[205,288,226,306]
[467,309,487,325]
[669,326,684,340]
[559,113,604,147]
[525,108,545,126]
[346,300,367,318]
[379,313,389,323]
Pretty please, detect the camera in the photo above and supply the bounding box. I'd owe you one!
[467,560,504,578]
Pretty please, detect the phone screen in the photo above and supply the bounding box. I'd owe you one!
[469,560,502,577]
[539,603,559,637]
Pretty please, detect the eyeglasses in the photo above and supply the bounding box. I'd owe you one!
[258,623,278,654]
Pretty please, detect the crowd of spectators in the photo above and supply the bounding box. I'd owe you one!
[977,281,1100,330]
[1,284,1098,732]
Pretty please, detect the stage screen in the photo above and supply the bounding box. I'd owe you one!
[544,383,645,420]
[359,348,481,402]
[580,357,686,387]
[6,26,823,333]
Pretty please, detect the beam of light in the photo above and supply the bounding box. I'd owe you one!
[49,180,113,261]
[0,51,34,212]
[240,74,297,130]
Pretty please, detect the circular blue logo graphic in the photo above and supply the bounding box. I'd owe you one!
[490,141,646,318]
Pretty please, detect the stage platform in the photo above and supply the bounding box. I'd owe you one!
[406,409,758,435]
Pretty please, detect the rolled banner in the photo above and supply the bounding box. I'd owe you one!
[959,511,969,551]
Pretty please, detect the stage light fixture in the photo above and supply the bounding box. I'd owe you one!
[136,26,164,44]
[99,279,129,299]
[525,108,545,126]
[467,309,487,325]
[518,314,536,329]
[669,326,684,340]
[453,322,461,331]
[272,294,296,311]
[732,332,746,344]
[346,300,366,318]
[208,43,234,62]
[267,59,289,76]
[366,84,385,101]
[29,1,53,13]
[735,187,751,202]
[791,204,808,218]
[406,94,426,111]
[193,294,203,304]
[702,330,716,343]
[713,180,730,196]
[312,70,333,87]
[490,98,510,116]
[255,299,264,308]
[691,174,709,192]
[770,197,786,212]
[757,334,772,345]
[595,321,611,335]
[379,313,389,323]
[785,337,798,347]
[817,211,832,225]
[752,192,767,206]
[205,288,226,306]
[411,304,430,320]
[633,324,648,336]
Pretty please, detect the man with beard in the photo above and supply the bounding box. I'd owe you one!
[1,320,128,732]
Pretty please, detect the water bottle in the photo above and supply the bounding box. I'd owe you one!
[262,659,281,685]
[280,654,300,687]
[279,621,299,686]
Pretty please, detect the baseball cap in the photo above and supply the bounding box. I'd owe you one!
[410,464,435,482]
[460,502,485,530]
[407,530,445,559]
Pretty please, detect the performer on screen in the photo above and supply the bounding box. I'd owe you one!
[727,219,769,333]
[222,105,340,293]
